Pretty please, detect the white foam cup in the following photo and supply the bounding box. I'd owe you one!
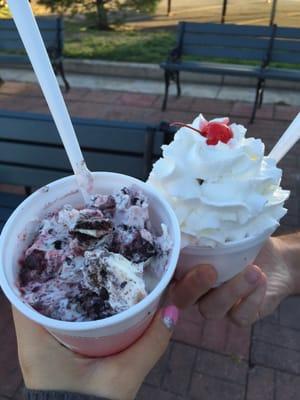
[176,228,275,287]
[0,172,181,356]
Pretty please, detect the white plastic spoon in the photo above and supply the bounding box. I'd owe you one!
[6,0,93,203]
[269,112,300,163]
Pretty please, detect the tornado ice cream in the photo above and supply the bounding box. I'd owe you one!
[19,187,171,322]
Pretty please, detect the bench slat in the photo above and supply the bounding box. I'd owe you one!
[183,33,270,50]
[270,52,300,63]
[0,164,66,188]
[0,158,145,187]
[0,32,58,52]
[182,22,272,37]
[181,45,265,61]
[276,27,300,39]
[0,206,15,221]
[0,142,147,177]
[0,192,25,208]
[0,54,35,63]
[0,39,57,51]
[0,112,164,155]
[0,17,60,30]
[273,40,300,52]
[0,30,58,41]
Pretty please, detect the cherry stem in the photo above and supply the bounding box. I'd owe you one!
[170,122,202,135]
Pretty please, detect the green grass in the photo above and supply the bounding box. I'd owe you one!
[64,22,175,63]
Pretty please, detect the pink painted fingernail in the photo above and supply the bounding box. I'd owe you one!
[162,305,179,331]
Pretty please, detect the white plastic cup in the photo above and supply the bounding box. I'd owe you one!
[176,228,275,287]
[0,172,181,357]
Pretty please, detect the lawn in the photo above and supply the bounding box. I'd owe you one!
[64,22,175,62]
[0,4,175,63]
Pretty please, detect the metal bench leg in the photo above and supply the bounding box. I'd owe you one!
[258,79,266,108]
[175,71,181,98]
[162,70,171,111]
[58,61,70,92]
[250,79,262,124]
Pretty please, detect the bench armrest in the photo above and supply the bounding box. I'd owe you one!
[159,121,176,144]
[167,47,181,63]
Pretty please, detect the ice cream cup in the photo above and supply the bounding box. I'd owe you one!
[0,172,181,357]
[176,227,275,287]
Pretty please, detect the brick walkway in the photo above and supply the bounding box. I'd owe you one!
[0,81,300,400]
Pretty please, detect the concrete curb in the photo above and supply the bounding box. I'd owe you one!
[64,58,300,90]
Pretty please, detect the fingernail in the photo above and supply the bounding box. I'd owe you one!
[162,305,179,331]
[245,266,261,284]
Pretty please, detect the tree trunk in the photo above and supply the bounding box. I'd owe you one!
[95,0,109,30]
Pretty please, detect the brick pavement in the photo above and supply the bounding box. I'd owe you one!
[0,81,300,399]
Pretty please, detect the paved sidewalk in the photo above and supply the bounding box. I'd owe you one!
[0,81,300,400]
[1,67,300,107]
[135,0,300,28]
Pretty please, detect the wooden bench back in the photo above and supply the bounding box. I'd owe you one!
[0,111,164,188]
[177,22,274,64]
[0,17,62,55]
[0,191,24,231]
[271,26,300,64]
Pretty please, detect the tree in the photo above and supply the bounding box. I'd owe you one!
[95,0,108,30]
[37,0,160,30]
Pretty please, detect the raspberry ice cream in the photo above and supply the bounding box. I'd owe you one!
[19,187,171,322]
[148,114,289,247]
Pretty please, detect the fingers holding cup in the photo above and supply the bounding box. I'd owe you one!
[198,264,265,320]
[169,264,217,308]
[229,274,267,326]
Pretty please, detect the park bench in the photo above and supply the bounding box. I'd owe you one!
[0,17,70,91]
[0,110,165,232]
[258,25,300,110]
[160,22,276,122]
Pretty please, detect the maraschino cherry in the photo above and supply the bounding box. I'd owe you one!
[204,122,233,145]
[171,117,233,145]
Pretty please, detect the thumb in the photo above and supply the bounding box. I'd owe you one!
[118,305,179,377]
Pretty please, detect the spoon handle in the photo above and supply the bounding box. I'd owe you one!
[7,0,92,202]
[269,112,300,163]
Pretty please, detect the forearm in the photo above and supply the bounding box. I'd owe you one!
[275,232,300,294]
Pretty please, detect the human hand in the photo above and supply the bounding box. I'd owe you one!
[170,236,296,326]
[251,236,299,318]
[170,259,267,323]
[13,305,178,400]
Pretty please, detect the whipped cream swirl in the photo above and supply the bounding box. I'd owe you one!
[148,114,289,247]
